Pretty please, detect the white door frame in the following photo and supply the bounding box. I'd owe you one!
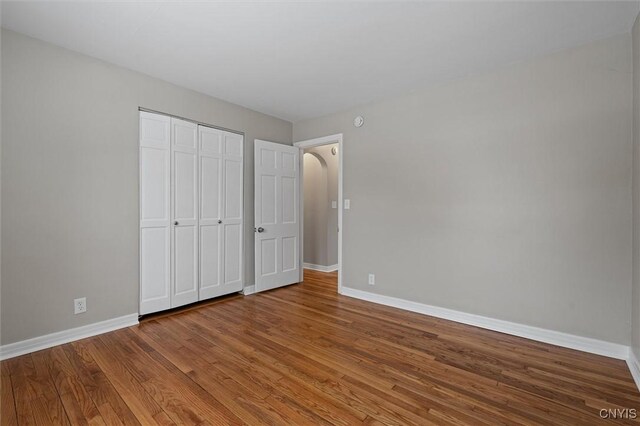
[294,134,344,293]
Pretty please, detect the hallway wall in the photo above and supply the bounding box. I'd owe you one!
[303,144,338,268]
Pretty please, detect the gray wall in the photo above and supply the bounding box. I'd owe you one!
[294,35,633,345]
[1,30,292,345]
[633,14,640,358]
[303,144,338,267]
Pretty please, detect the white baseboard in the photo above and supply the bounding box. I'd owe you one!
[303,263,338,273]
[0,313,139,361]
[340,287,629,360]
[627,349,640,391]
[243,285,256,296]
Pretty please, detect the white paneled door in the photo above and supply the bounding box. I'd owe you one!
[171,118,199,308]
[139,112,171,315]
[254,140,300,292]
[198,126,223,300]
[198,127,244,299]
[222,132,244,291]
[140,111,244,315]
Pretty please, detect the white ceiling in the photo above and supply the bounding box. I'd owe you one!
[2,1,639,122]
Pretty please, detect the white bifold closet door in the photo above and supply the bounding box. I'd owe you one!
[171,118,199,308]
[139,112,172,314]
[198,127,244,299]
[140,111,243,315]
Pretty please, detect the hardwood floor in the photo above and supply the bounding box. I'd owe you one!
[2,269,639,425]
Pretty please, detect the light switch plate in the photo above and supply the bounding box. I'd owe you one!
[344,199,351,209]
[331,200,337,209]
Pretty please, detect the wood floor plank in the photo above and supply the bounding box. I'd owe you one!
[1,367,18,426]
[52,366,104,426]
[83,338,168,425]
[30,351,71,426]
[2,268,639,425]
[98,329,240,425]
[62,341,140,426]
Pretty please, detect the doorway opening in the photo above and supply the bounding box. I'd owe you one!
[294,134,344,293]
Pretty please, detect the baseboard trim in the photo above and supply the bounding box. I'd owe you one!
[303,263,338,273]
[0,313,139,361]
[340,287,629,360]
[243,285,256,296]
[627,349,640,391]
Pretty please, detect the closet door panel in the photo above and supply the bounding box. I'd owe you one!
[140,112,171,149]
[225,132,243,156]
[200,156,221,221]
[223,223,242,287]
[220,131,244,292]
[175,123,197,149]
[174,151,197,220]
[174,225,197,297]
[140,227,170,314]
[198,126,224,299]
[200,225,221,297]
[139,112,171,314]
[140,148,169,224]
[201,127,223,154]
[171,118,198,308]
[224,158,242,220]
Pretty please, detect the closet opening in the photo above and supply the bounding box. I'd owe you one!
[138,109,245,316]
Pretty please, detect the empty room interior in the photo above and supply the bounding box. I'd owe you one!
[5,1,640,424]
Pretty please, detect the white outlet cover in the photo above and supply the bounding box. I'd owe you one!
[331,200,337,209]
[344,199,350,209]
[368,274,375,285]
[74,297,87,314]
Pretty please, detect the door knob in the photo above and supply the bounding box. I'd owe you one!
[257,227,265,233]
[218,220,222,224]
[174,221,179,225]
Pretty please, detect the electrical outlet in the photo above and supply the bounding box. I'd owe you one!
[368,274,375,285]
[74,297,86,314]
[344,199,351,209]
[331,200,337,209]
